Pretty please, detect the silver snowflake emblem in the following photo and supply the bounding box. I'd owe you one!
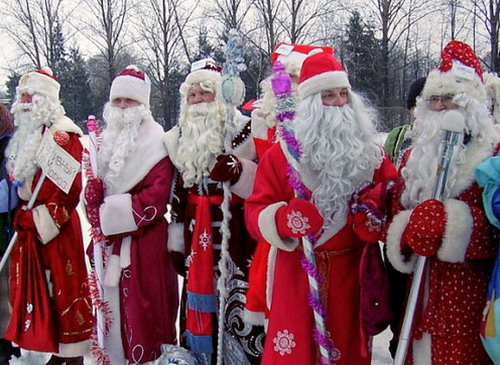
[287,210,311,235]
[198,229,212,251]
[273,329,296,356]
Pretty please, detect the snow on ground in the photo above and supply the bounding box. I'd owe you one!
[11,134,394,364]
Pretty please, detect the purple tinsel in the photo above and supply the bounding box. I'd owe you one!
[281,129,302,155]
[276,111,295,122]
[286,166,310,199]
[300,256,322,283]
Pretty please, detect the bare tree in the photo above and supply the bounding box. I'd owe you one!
[471,0,500,71]
[3,0,68,68]
[135,0,197,127]
[83,0,131,87]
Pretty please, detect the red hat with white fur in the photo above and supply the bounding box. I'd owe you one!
[272,43,334,77]
[180,58,222,97]
[110,65,151,107]
[17,67,60,102]
[298,49,351,100]
[421,40,487,103]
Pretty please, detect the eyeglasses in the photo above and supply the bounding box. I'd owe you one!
[426,95,455,105]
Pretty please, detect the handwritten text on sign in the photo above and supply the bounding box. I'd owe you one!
[36,132,80,194]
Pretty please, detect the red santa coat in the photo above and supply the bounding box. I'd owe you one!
[385,136,500,365]
[93,116,179,364]
[6,118,93,357]
[245,142,396,365]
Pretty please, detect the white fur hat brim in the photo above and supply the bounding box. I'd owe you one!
[18,71,60,101]
[298,70,351,100]
[110,74,151,107]
[422,69,487,104]
[180,69,222,96]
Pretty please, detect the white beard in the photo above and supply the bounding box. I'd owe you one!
[294,92,382,228]
[98,103,148,193]
[6,94,62,182]
[399,95,490,209]
[176,101,226,187]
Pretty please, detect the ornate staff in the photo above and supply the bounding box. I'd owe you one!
[215,28,247,364]
[83,116,112,365]
[271,61,339,365]
[393,110,465,365]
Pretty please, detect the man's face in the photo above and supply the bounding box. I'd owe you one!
[21,93,33,104]
[321,88,349,107]
[427,94,459,111]
[187,84,215,105]
[111,97,141,109]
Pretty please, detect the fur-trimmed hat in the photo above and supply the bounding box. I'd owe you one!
[109,65,151,107]
[421,40,487,103]
[180,58,222,97]
[272,43,334,77]
[17,67,60,102]
[298,49,351,100]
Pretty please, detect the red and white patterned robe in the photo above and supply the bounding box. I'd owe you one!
[385,135,500,365]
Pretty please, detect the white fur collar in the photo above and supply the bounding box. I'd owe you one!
[50,115,83,136]
[447,131,500,197]
[104,116,167,195]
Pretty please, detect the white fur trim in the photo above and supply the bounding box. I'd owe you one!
[258,202,299,252]
[50,115,83,136]
[438,199,473,263]
[413,332,432,365]
[447,131,499,198]
[56,339,90,358]
[422,69,487,104]
[120,236,132,268]
[104,254,121,287]
[267,246,277,311]
[298,71,351,100]
[168,222,185,253]
[386,210,417,274]
[180,69,221,96]
[230,158,256,199]
[251,109,270,139]
[163,126,180,168]
[32,204,60,244]
[243,308,265,326]
[100,194,138,236]
[106,116,167,195]
[18,69,60,102]
[110,74,151,107]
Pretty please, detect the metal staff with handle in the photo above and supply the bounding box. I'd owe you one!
[0,173,46,274]
[394,110,466,365]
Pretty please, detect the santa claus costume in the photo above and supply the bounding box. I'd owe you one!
[385,41,500,365]
[4,68,92,362]
[84,66,178,364]
[245,43,335,326]
[164,59,264,364]
[245,50,397,365]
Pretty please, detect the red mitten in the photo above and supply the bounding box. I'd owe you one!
[349,209,383,243]
[14,209,36,231]
[209,154,242,184]
[404,198,446,256]
[276,198,324,238]
[85,178,104,206]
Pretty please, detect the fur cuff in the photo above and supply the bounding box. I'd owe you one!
[56,339,91,357]
[243,308,265,326]
[438,199,473,263]
[32,204,60,244]
[230,158,257,199]
[168,222,185,253]
[386,210,416,274]
[258,202,299,252]
[413,333,431,365]
[100,194,138,236]
[104,254,121,287]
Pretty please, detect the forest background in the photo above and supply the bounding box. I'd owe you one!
[0,0,496,131]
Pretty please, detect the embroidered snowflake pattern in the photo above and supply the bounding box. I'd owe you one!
[287,210,311,235]
[198,229,212,251]
[273,329,296,356]
[24,319,31,332]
